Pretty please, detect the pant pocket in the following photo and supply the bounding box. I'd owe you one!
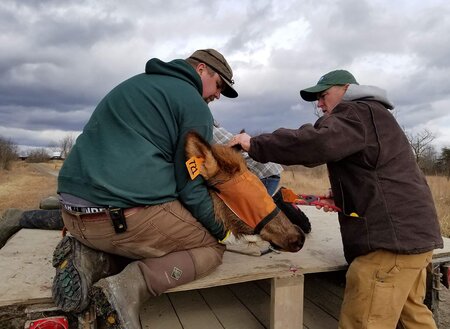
[111,215,179,259]
[369,281,395,320]
[367,266,400,326]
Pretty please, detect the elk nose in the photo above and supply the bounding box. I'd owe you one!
[293,226,306,251]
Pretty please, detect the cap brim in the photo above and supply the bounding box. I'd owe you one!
[300,84,331,102]
[220,76,238,98]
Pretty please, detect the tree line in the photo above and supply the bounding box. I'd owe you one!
[406,129,450,178]
[0,134,75,169]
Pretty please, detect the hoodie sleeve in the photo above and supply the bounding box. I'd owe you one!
[175,126,225,240]
[173,97,225,240]
[248,102,367,166]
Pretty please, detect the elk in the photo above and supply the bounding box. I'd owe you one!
[185,131,305,252]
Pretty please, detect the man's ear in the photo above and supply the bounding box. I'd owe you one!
[195,62,207,76]
[185,131,218,179]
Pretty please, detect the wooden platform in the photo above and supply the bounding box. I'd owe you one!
[1,207,449,328]
[140,272,345,329]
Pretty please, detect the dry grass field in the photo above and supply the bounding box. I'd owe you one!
[0,161,449,327]
[0,161,59,212]
[0,161,449,238]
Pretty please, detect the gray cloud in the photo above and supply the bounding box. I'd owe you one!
[1,0,449,152]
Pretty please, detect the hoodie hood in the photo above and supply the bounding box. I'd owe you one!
[145,58,202,95]
[342,84,395,110]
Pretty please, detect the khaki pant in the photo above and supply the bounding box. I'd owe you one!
[339,249,437,329]
[62,200,224,281]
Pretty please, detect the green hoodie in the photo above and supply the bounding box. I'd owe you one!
[58,58,224,238]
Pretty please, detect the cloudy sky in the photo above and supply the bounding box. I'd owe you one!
[1,0,449,154]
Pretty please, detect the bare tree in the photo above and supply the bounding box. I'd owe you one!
[405,129,436,165]
[0,136,18,170]
[437,147,450,179]
[59,134,76,159]
[26,148,50,163]
[420,145,439,175]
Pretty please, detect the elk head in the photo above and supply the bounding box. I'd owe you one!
[185,131,305,252]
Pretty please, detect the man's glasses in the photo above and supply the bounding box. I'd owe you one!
[207,66,225,92]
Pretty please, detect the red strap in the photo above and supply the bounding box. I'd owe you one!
[281,188,341,212]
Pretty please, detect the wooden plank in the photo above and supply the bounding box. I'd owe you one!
[303,298,339,329]
[270,276,304,329]
[304,273,344,320]
[255,279,335,329]
[140,294,182,329]
[255,279,271,295]
[168,290,223,329]
[230,279,342,329]
[0,229,60,306]
[140,281,340,329]
[168,209,348,292]
[229,282,271,328]
[201,285,265,329]
[2,209,450,307]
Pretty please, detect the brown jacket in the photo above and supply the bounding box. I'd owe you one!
[249,99,443,263]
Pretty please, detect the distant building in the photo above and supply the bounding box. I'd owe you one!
[50,151,64,160]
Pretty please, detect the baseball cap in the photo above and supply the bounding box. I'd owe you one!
[300,70,358,102]
[188,49,238,98]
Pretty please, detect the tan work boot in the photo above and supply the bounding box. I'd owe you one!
[52,236,123,313]
[91,262,149,329]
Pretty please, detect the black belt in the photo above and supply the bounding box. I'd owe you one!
[62,205,135,234]
[62,204,107,214]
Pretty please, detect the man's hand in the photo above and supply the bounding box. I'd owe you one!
[228,133,251,152]
[219,231,271,256]
[314,197,337,212]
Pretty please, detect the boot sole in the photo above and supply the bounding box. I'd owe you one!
[52,236,89,313]
[91,284,124,328]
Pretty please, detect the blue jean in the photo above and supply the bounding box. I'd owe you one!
[260,175,280,196]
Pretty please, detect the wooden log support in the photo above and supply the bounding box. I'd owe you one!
[270,275,304,329]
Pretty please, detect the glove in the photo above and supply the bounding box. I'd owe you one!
[219,231,271,256]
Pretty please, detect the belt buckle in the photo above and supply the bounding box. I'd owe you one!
[108,207,127,233]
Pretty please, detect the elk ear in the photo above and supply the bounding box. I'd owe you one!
[185,131,218,179]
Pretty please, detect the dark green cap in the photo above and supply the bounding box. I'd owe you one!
[300,70,359,101]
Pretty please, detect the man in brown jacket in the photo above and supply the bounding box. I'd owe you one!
[230,70,443,329]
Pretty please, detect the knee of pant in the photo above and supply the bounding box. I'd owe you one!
[189,244,225,279]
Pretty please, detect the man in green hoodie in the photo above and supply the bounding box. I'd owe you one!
[52,49,238,328]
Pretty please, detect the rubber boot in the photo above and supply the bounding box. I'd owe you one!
[0,208,23,249]
[91,250,196,329]
[39,195,61,210]
[52,236,124,313]
[20,209,64,230]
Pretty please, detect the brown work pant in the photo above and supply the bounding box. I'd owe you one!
[62,200,224,293]
[339,249,437,329]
